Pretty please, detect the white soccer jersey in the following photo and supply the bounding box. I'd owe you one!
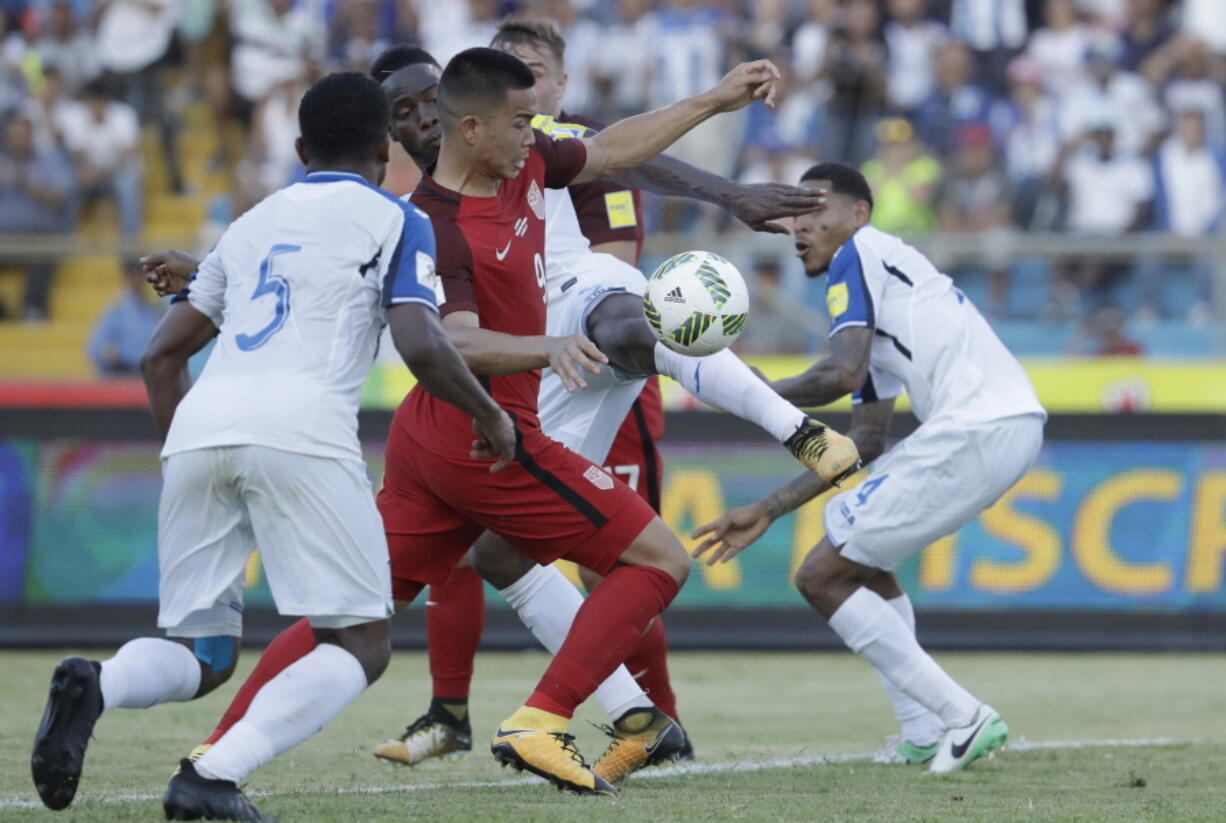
[824,225,1045,426]
[163,170,439,462]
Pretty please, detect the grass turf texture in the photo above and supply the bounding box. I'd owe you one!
[3,650,1225,822]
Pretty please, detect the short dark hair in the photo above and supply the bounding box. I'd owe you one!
[800,162,874,211]
[438,47,535,126]
[490,16,566,65]
[370,44,439,80]
[298,72,388,163]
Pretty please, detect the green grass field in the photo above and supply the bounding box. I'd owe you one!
[3,650,1225,822]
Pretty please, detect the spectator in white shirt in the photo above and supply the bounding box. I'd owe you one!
[1145,107,1219,320]
[1026,0,1092,95]
[592,0,656,120]
[948,0,1028,91]
[1057,119,1154,312]
[883,0,946,117]
[791,0,835,86]
[58,79,143,236]
[1154,108,1223,238]
[36,1,99,96]
[94,0,182,192]
[229,0,324,127]
[1061,42,1165,157]
[993,56,1063,229]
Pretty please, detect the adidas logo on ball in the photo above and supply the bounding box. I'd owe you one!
[644,250,750,357]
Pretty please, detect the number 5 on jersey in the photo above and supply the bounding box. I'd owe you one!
[237,244,300,351]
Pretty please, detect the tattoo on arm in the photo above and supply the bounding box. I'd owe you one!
[761,398,895,517]
[772,326,873,407]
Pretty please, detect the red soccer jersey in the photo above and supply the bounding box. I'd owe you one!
[399,131,587,457]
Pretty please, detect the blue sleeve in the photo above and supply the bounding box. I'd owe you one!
[825,237,875,336]
[382,205,440,310]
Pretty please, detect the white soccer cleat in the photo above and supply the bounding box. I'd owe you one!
[928,704,1008,774]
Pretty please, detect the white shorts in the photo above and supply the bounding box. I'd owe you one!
[157,445,393,636]
[824,414,1045,571]
[539,253,647,464]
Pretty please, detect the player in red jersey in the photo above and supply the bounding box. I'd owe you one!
[379,45,831,795]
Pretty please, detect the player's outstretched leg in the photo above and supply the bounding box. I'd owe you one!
[795,540,1006,774]
[491,519,688,795]
[586,294,859,484]
[32,636,235,810]
[374,566,483,766]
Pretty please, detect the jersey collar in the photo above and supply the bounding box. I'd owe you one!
[303,171,372,186]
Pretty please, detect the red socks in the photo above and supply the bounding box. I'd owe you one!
[426,566,486,700]
[624,616,679,721]
[203,617,316,745]
[526,565,680,719]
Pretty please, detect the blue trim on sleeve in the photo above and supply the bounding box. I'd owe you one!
[826,236,874,331]
[382,206,437,308]
[852,373,878,405]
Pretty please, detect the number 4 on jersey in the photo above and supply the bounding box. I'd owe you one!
[237,244,300,351]
[855,474,889,507]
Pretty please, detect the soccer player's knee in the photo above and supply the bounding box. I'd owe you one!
[470,541,536,590]
[188,636,240,697]
[657,534,691,586]
[318,620,392,685]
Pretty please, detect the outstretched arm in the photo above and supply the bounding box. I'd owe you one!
[571,60,781,184]
[140,301,219,441]
[690,397,895,565]
[614,156,825,234]
[771,326,874,407]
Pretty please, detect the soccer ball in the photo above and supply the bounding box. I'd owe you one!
[643,251,750,357]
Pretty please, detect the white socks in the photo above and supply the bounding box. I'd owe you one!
[500,563,652,719]
[195,643,367,785]
[99,637,202,712]
[653,344,807,443]
[876,595,945,745]
[828,587,979,730]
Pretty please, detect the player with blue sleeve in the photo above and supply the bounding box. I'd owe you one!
[693,162,1046,776]
[30,73,514,822]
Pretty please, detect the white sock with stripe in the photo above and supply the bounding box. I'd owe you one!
[653,344,806,443]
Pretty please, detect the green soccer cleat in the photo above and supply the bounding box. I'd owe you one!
[928,705,1008,774]
[871,735,939,765]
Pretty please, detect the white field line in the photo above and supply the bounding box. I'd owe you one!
[0,737,1186,811]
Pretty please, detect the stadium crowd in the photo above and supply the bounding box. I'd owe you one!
[0,0,1220,353]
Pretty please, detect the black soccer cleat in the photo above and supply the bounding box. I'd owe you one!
[31,656,104,810]
[677,727,695,762]
[163,758,276,822]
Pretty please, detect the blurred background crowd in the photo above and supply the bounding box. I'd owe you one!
[0,0,1222,377]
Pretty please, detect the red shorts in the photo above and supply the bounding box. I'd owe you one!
[603,381,665,513]
[378,420,655,599]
